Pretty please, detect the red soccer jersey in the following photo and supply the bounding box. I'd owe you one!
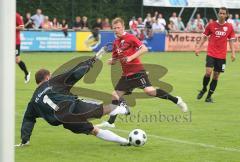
[16,13,23,45]
[203,21,235,59]
[112,32,144,76]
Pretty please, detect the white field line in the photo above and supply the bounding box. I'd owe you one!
[113,128,240,153]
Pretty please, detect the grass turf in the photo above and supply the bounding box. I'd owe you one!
[15,52,240,162]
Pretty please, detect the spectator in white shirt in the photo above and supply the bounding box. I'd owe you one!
[129,16,140,36]
[194,14,204,32]
[157,13,166,30]
[152,18,164,32]
[168,20,178,32]
[144,13,151,26]
[31,8,44,29]
[169,12,178,27]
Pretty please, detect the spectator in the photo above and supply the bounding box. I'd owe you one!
[60,19,68,37]
[129,16,140,36]
[209,19,214,23]
[186,19,196,32]
[81,16,89,30]
[31,9,44,29]
[207,18,214,24]
[137,17,145,40]
[168,20,178,32]
[194,14,204,32]
[152,18,165,33]
[60,19,68,30]
[92,18,102,29]
[41,16,52,30]
[137,17,145,29]
[24,12,34,29]
[233,14,240,33]
[73,16,82,30]
[157,13,166,30]
[176,17,185,31]
[102,18,111,30]
[153,11,159,20]
[144,16,153,38]
[169,12,178,27]
[52,17,60,30]
[92,18,102,41]
[227,14,234,25]
[143,13,151,25]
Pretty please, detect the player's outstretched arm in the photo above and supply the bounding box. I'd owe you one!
[126,44,148,62]
[95,46,109,60]
[229,39,236,62]
[195,35,208,56]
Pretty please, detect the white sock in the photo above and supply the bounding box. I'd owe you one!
[96,129,128,144]
[109,105,127,116]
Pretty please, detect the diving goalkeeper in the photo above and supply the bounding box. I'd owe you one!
[16,47,130,147]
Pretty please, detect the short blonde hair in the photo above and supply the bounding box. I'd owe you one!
[112,17,125,26]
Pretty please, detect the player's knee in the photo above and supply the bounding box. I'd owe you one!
[16,57,20,64]
[91,126,99,136]
[144,89,156,96]
[213,73,220,80]
[205,72,212,77]
[112,91,119,100]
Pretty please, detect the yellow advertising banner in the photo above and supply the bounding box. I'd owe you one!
[165,33,240,52]
[76,32,93,51]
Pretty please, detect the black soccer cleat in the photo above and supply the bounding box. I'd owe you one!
[205,97,214,103]
[197,89,207,100]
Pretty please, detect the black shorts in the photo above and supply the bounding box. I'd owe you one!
[115,70,152,94]
[56,99,103,135]
[206,55,226,73]
[16,44,20,56]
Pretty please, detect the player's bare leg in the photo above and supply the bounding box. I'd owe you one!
[143,86,188,112]
[197,67,213,100]
[205,71,220,103]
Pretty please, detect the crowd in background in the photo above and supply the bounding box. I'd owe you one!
[22,9,111,32]
[21,8,240,39]
[130,11,240,39]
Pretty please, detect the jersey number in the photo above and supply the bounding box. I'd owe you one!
[43,95,59,111]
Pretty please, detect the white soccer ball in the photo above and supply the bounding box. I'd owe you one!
[128,129,147,146]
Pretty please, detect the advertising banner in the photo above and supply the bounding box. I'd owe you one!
[21,31,76,51]
[165,32,240,52]
[76,32,93,51]
[143,0,240,8]
[75,31,166,52]
[144,33,166,52]
[75,31,115,52]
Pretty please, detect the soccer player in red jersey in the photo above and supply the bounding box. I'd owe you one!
[195,7,236,102]
[97,17,188,128]
[16,12,30,83]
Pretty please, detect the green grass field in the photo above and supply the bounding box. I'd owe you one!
[15,52,240,162]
